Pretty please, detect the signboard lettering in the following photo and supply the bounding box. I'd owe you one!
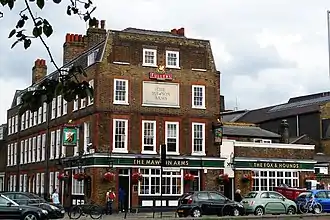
[251,162,301,169]
[133,158,189,166]
[142,81,179,107]
[149,65,173,81]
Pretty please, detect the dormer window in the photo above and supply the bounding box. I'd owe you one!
[143,48,157,67]
[166,51,180,69]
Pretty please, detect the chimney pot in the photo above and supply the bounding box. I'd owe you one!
[70,34,74,42]
[171,29,177,35]
[35,59,40,66]
[177,27,185,36]
[95,19,99,28]
[74,34,79,41]
[100,20,105,29]
[78,34,83,42]
[65,33,71,42]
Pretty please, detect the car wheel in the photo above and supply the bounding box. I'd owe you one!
[287,206,296,215]
[254,206,264,216]
[232,208,240,216]
[23,213,39,220]
[191,208,202,218]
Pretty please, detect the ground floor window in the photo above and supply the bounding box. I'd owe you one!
[139,169,183,196]
[252,170,299,191]
[72,169,84,195]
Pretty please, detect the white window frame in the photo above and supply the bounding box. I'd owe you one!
[63,98,67,115]
[49,172,54,195]
[51,98,56,119]
[41,134,46,161]
[13,143,17,165]
[138,169,183,196]
[32,137,36,163]
[191,122,206,156]
[166,50,180,69]
[38,107,42,124]
[56,129,61,159]
[21,113,25,130]
[15,115,18,133]
[24,139,28,164]
[88,79,94,106]
[73,96,78,111]
[72,169,84,195]
[74,129,79,156]
[142,120,157,154]
[28,138,32,163]
[192,85,206,109]
[50,131,55,160]
[36,135,41,162]
[40,173,45,194]
[13,175,16,191]
[8,117,11,135]
[83,122,91,154]
[36,173,40,194]
[87,51,96,66]
[57,95,62,118]
[113,79,129,105]
[25,111,29,128]
[55,171,60,193]
[42,103,47,123]
[23,174,27,192]
[80,98,86,109]
[142,48,157,67]
[7,144,10,166]
[112,119,128,153]
[252,170,299,191]
[165,122,179,155]
[33,111,37,126]
[20,140,24,165]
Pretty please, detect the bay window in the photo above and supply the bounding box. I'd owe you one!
[252,170,299,192]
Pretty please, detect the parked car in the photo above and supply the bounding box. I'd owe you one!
[242,191,297,216]
[295,190,330,213]
[0,193,48,219]
[176,191,244,217]
[1,192,65,219]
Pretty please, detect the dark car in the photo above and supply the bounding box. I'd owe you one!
[2,192,65,219]
[0,193,48,219]
[176,191,244,217]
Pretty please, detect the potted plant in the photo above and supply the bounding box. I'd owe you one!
[73,172,87,182]
[57,172,69,181]
[184,173,195,184]
[241,174,252,183]
[103,172,115,182]
[216,173,229,185]
[132,172,143,184]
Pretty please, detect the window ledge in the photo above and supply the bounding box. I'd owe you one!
[166,66,181,70]
[166,152,180,156]
[112,149,128,154]
[191,152,206,156]
[192,106,206,110]
[141,151,157,155]
[142,104,180,108]
[113,61,130,65]
[73,109,78,112]
[143,64,157,68]
[192,68,207,72]
[113,102,129,105]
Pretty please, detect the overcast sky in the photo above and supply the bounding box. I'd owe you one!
[1,0,330,124]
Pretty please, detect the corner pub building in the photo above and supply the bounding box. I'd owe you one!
[5,20,225,212]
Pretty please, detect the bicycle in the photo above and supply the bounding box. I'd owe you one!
[68,201,104,219]
[298,196,323,214]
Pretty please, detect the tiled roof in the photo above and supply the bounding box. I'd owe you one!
[122,27,187,39]
[223,125,280,138]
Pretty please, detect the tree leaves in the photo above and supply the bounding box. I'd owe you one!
[24,39,31,49]
[8,29,16,38]
[36,0,45,9]
[43,23,53,37]
[32,26,42,37]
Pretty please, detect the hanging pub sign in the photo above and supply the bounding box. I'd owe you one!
[213,119,224,144]
[62,125,78,146]
[149,65,173,81]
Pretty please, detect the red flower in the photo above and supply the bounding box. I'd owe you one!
[57,172,69,181]
[184,173,195,182]
[217,173,229,184]
[73,173,87,181]
[241,174,252,183]
[103,172,115,182]
[132,172,143,184]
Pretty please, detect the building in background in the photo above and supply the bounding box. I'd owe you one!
[6,20,224,211]
[0,124,7,191]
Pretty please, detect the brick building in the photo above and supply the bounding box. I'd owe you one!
[6,20,224,211]
[220,122,316,197]
[0,124,6,191]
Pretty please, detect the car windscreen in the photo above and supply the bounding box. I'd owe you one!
[297,192,312,200]
[244,192,258,198]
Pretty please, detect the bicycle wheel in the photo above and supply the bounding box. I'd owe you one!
[312,202,323,214]
[298,202,309,214]
[90,205,103,219]
[68,205,83,219]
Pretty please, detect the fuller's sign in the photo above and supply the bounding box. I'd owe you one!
[133,158,189,166]
[149,65,173,81]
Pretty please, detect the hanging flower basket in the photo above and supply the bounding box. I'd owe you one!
[216,173,229,185]
[57,172,69,181]
[132,172,143,184]
[103,172,115,182]
[73,173,87,182]
[305,174,316,181]
[241,174,252,183]
[184,173,195,184]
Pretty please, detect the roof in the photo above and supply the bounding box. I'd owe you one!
[223,125,280,138]
[222,110,249,122]
[122,28,187,39]
[233,92,330,123]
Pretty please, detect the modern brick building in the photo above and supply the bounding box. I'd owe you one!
[6,20,224,211]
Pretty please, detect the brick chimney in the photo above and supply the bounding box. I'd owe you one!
[170,27,185,36]
[32,59,47,84]
[63,33,86,65]
[279,119,290,144]
[86,19,107,49]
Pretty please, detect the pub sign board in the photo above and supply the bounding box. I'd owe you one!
[133,158,189,166]
[62,126,78,146]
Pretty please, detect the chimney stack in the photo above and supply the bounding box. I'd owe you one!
[279,119,290,144]
[170,28,185,36]
[63,33,86,65]
[32,59,47,84]
[86,18,107,48]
